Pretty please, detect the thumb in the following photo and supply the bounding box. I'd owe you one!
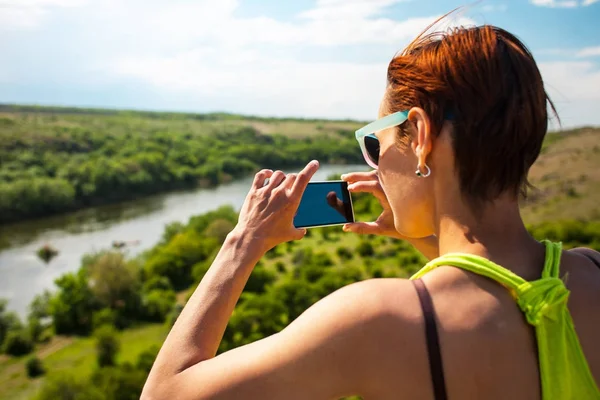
[342,222,381,235]
[291,228,307,241]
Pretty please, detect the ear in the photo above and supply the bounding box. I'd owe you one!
[408,107,433,170]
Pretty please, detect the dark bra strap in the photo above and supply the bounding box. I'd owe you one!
[413,279,448,400]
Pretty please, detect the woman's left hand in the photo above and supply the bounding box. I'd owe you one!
[233,160,320,253]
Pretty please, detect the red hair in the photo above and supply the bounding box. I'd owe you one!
[387,24,557,203]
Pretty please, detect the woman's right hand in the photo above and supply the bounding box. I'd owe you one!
[341,170,404,240]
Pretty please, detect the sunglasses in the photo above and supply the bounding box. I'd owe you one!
[355,110,409,169]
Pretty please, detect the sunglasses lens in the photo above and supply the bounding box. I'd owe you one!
[364,134,380,166]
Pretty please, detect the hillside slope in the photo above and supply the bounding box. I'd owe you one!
[522,127,600,224]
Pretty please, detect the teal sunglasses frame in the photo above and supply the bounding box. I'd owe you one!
[355,110,409,169]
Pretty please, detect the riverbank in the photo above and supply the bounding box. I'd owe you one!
[0,165,369,317]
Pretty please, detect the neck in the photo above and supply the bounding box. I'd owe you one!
[435,194,544,276]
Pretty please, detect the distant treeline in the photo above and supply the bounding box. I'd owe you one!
[0,104,363,124]
[0,112,363,223]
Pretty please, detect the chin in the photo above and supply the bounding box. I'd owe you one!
[394,219,432,239]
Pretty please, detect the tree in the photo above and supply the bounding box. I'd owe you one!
[28,290,52,341]
[87,252,140,310]
[145,232,218,289]
[95,325,120,367]
[0,299,22,347]
[49,270,98,335]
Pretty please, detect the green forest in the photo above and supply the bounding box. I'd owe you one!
[0,106,599,399]
[0,105,363,223]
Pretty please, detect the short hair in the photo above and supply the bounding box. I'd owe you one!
[386,24,558,203]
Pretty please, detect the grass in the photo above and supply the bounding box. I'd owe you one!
[0,324,168,400]
[0,107,363,140]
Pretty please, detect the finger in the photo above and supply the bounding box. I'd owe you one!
[265,170,286,190]
[291,160,319,197]
[281,173,297,190]
[343,222,381,235]
[347,181,388,204]
[252,169,273,190]
[290,228,307,241]
[341,170,378,183]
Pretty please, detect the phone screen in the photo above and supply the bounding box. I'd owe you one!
[294,181,354,229]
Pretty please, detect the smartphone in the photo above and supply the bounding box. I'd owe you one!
[293,181,355,229]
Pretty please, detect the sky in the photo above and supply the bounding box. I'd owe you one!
[0,0,599,128]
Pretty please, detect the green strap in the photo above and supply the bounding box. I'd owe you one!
[410,241,569,326]
[410,251,527,291]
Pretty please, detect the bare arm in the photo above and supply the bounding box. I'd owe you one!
[142,162,406,399]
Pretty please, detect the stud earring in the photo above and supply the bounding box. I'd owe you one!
[415,164,431,178]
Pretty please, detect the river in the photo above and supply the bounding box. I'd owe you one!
[0,164,368,317]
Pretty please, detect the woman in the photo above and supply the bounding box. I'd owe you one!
[142,25,600,399]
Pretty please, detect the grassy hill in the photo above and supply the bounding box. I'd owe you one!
[522,127,600,224]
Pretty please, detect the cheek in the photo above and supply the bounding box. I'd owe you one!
[378,142,433,237]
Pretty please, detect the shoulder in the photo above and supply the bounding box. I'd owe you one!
[309,278,423,325]
[282,277,425,358]
[568,247,600,268]
[280,278,427,395]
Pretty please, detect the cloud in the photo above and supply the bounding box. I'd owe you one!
[0,0,597,128]
[530,0,596,6]
[576,46,600,57]
[481,4,508,12]
[0,0,85,29]
[540,61,600,127]
[101,1,474,119]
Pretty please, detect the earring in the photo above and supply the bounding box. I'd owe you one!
[415,164,431,178]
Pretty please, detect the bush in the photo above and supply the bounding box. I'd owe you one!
[165,304,184,328]
[142,276,173,293]
[275,261,286,273]
[142,289,176,322]
[26,356,45,378]
[292,247,313,266]
[35,374,103,400]
[204,218,235,244]
[313,252,334,267]
[91,364,146,400]
[245,265,276,294]
[92,308,117,330]
[2,330,34,356]
[357,241,375,257]
[95,325,120,367]
[0,300,23,345]
[145,232,218,290]
[136,345,160,373]
[336,246,354,260]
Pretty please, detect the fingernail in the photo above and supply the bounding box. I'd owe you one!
[311,160,319,166]
[343,224,349,232]
[341,174,347,180]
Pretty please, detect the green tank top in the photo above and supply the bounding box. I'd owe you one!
[410,240,600,399]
